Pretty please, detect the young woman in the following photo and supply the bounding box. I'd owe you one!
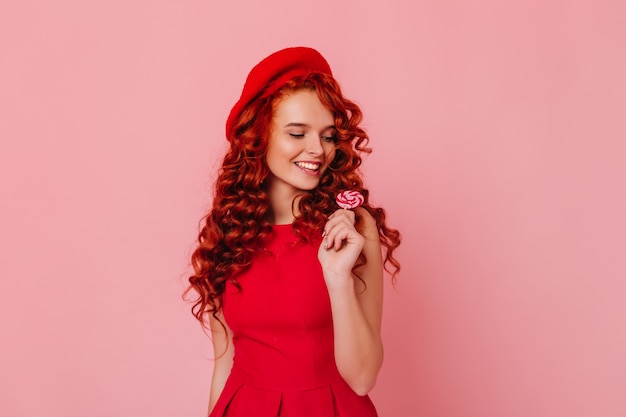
[187,47,401,416]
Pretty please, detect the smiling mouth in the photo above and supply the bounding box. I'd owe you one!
[294,161,321,172]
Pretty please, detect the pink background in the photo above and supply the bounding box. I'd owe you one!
[1,1,625,416]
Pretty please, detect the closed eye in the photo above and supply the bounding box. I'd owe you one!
[289,133,305,138]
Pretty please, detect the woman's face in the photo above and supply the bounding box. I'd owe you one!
[265,89,336,196]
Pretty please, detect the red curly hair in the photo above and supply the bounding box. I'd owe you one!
[186,72,401,327]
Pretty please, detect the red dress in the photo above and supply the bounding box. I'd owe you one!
[209,224,378,416]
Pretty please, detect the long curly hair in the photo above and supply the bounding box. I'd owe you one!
[186,72,401,327]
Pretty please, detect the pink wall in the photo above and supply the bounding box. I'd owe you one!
[1,1,624,416]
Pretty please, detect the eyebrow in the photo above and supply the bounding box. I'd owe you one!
[284,122,336,130]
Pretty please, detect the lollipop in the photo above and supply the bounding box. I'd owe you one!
[336,190,364,209]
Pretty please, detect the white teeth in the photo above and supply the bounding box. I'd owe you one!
[295,162,320,170]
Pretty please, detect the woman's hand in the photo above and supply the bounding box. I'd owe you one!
[318,209,365,287]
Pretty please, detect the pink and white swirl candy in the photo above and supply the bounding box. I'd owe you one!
[336,190,364,209]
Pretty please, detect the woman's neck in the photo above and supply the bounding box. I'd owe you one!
[267,181,303,225]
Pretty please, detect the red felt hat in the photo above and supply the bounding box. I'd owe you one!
[225,46,333,141]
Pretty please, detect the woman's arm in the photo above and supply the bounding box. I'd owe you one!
[207,312,234,415]
[318,207,384,396]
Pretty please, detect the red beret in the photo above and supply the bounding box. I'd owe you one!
[225,46,333,141]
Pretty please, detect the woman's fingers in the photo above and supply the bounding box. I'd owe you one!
[318,209,366,279]
[324,210,355,235]
[328,208,355,223]
[323,209,360,251]
[326,224,351,250]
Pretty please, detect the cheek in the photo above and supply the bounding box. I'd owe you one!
[323,147,337,169]
[266,140,288,163]
[265,148,283,173]
[270,138,298,158]
[323,141,336,156]
[326,146,336,162]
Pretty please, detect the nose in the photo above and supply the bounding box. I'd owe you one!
[306,136,324,156]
